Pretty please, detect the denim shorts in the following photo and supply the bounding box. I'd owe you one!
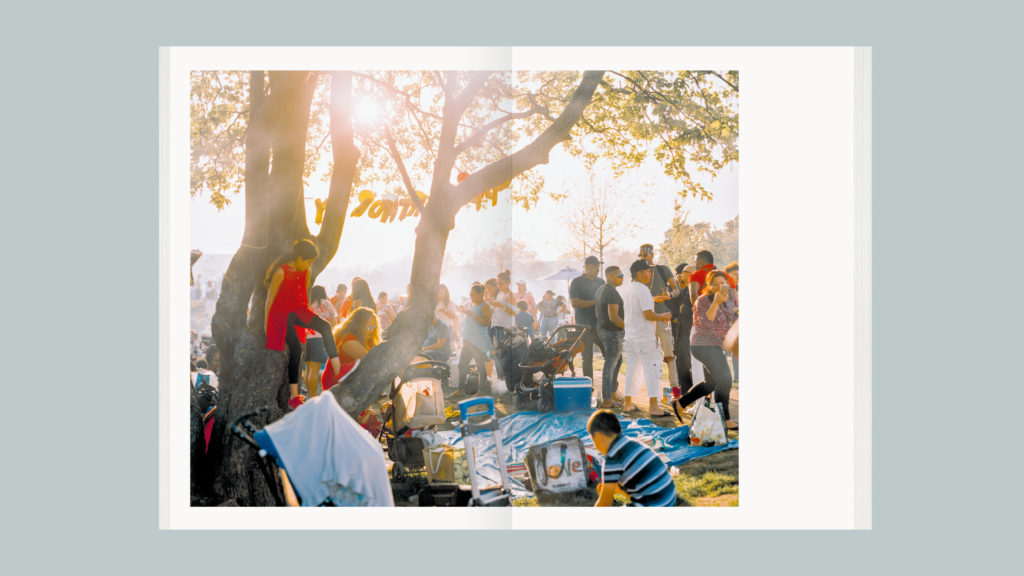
[305,336,328,364]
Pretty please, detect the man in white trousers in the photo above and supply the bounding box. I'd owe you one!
[620,259,673,416]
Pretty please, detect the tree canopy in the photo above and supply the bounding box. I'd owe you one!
[191,70,738,213]
[660,213,739,268]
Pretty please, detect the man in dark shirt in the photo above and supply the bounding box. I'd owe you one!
[670,263,697,395]
[594,266,625,408]
[569,255,606,379]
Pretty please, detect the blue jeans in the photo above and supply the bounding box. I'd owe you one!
[598,328,624,401]
[539,316,558,339]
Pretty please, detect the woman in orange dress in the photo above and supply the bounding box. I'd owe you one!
[264,240,341,407]
[320,307,381,392]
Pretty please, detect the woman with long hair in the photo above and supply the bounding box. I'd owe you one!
[672,270,738,429]
[350,278,377,313]
[264,240,341,407]
[321,307,381,392]
[436,284,460,348]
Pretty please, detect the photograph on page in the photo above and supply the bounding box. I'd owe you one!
[185,66,739,510]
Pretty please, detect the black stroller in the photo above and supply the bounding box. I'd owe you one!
[514,324,588,411]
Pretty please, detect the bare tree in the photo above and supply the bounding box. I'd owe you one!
[563,172,649,263]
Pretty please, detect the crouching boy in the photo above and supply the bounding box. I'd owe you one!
[587,409,678,507]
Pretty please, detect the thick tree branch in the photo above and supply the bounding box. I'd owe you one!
[453,107,546,156]
[316,72,360,266]
[430,72,493,190]
[385,128,426,213]
[451,71,605,208]
[453,72,492,114]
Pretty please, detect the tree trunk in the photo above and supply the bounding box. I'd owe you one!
[201,71,320,506]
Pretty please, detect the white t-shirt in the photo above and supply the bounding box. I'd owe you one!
[621,280,657,344]
[490,290,516,329]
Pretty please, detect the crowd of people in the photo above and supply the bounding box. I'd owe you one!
[190,239,738,428]
[188,238,738,509]
[571,244,739,428]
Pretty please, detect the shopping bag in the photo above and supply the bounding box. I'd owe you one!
[525,436,589,499]
[424,444,455,484]
[394,377,446,430]
[688,397,728,447]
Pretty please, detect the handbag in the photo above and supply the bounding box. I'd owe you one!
[423,444,455,484]
[688,397,729,446]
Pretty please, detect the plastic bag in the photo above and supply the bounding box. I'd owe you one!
[688,397,728,447]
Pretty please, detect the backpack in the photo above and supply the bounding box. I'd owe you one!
[462,366,481,396]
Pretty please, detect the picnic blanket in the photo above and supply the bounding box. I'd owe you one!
[435,410,738,497]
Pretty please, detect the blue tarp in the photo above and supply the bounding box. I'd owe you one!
[435,410,738,497]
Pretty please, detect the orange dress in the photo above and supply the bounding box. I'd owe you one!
[265,264,314,351]
[321,334,361,391]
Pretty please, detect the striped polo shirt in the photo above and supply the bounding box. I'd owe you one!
[602,435,677,507]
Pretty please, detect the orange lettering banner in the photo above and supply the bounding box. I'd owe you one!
[347,182,511,223]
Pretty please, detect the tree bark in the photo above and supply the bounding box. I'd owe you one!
[202,71,320,506]
[314,72,359,276]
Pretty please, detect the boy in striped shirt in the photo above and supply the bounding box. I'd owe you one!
[587,410,678,507]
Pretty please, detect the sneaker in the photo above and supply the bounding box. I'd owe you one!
[287,395,306,410]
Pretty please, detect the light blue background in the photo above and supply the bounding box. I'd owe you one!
[4,0,1020,573]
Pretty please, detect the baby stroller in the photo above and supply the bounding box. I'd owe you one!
[230,395,395,507]
[514,324,588,411]
[379,358,451,479]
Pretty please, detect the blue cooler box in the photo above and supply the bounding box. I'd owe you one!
[553,377,593,411]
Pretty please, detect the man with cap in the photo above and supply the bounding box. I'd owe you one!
[569,255,607,379]
[639,243,682,395]
[621,259,673,415]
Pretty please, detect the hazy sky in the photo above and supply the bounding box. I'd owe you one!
[190,146,738,275]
